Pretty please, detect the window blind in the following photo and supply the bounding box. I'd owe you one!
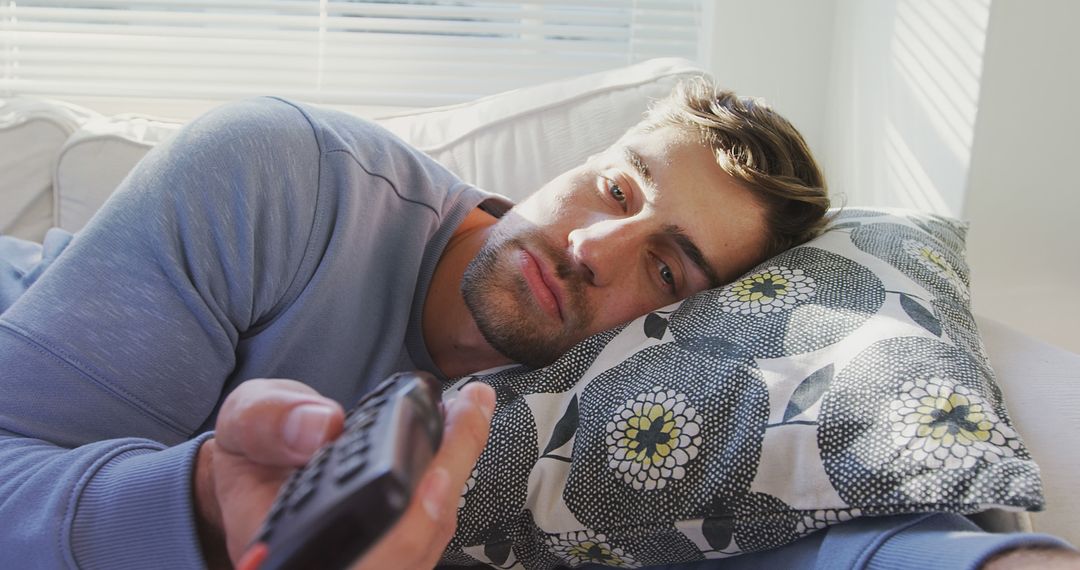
[0,0,703,107]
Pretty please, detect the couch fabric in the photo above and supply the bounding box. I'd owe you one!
[0,98,93,239]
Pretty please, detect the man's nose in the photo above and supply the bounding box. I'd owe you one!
[567,218,644,287]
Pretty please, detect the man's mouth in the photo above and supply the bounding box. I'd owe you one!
[518,247,565,322]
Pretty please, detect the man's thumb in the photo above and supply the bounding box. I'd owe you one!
[215,378,344,466]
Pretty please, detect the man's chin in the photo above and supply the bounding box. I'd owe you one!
[461,239,574,369]
[475,319,565,370]
[465,297,567,369]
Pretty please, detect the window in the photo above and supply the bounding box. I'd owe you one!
[0,0,704,108]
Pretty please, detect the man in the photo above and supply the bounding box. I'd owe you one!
[0,80,1074,569]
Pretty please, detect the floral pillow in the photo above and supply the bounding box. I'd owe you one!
[438,208,1044,569]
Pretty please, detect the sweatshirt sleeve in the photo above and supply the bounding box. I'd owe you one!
[0,97,327,568]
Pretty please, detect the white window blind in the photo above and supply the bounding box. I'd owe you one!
[0,0,704,107]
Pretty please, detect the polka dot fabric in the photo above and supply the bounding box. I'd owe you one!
[672,246,886,359]
[440,208,1044,569]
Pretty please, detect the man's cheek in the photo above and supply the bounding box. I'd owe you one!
[604,296,659,329]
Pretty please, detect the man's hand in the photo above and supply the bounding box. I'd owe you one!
[195,379,347,567]
[194,377,495,570]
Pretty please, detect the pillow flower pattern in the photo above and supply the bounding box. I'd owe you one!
[718,266,816,316]
[439,208,1044,570]
[605,386,703,491]
[889,376,1018,470]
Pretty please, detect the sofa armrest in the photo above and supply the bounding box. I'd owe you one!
[0,97,96,240]
[977,314,1080,546]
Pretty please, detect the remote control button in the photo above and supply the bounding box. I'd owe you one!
[346,414,372,431]
[294,460,325,495]
[255,524,274,545]
[267,498,286,523]
[289,480,317,511]
[341,426,362,444]
[257,494,289,542]
[340,437,369,461]
[362,395,388,411]
[334,454,367,483]
[280,475,297,494]
[304,446,331,474]
[368,374,403,398]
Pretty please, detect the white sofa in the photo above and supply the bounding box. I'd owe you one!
[2,58,1078,548]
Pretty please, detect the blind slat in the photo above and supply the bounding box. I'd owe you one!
[2,0,702,107]
[14,8,660,40]
[11,30,640,56]
[15,47,619,70]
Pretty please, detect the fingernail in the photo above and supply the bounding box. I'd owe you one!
[283,404,333,457]
[421,467,450,521]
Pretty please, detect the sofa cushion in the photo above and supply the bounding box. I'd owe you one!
[52,57,706,232]
[0,98,94,240]
[376,57,706,203]
[55,114,183,232]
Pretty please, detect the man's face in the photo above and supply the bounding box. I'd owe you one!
[462,124,769,367]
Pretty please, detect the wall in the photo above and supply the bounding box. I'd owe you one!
[707,0,1077,352]
[703,0,836,164]
[705,0,990,218]
[963,0,1080,352]
[822,0,991,216]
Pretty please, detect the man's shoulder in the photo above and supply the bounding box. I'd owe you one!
[214,97,507,221]
[260,98,418,158]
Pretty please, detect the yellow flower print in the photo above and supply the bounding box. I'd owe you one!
[606,387,702,490]
[902,239,969,299]
[889,377,1019,469]
[719,266,816,316]
[547,530,637,567]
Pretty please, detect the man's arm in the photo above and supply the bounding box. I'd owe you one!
[0,428,212,568]
[0,97,325,568]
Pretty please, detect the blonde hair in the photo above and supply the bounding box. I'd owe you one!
[637,77,831,259]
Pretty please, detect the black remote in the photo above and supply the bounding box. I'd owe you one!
[242,371,444,570]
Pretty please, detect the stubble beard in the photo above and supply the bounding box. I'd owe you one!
[461,226,591,369]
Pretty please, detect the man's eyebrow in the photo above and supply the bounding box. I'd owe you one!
[622,147,654,190]
[664,224,723,290]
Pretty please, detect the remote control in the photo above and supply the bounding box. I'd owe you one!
[241,371,444,570]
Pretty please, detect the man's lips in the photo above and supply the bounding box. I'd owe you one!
[518,248,564,321]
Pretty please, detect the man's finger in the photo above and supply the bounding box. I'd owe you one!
[432,381,496,491]
[215,378,345,466]
[351,381,496,570]
[405,382,496,566]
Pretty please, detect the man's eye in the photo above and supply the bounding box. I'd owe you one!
[608,181,627,206]
[655,257,676,293]
[659,265,674,286]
